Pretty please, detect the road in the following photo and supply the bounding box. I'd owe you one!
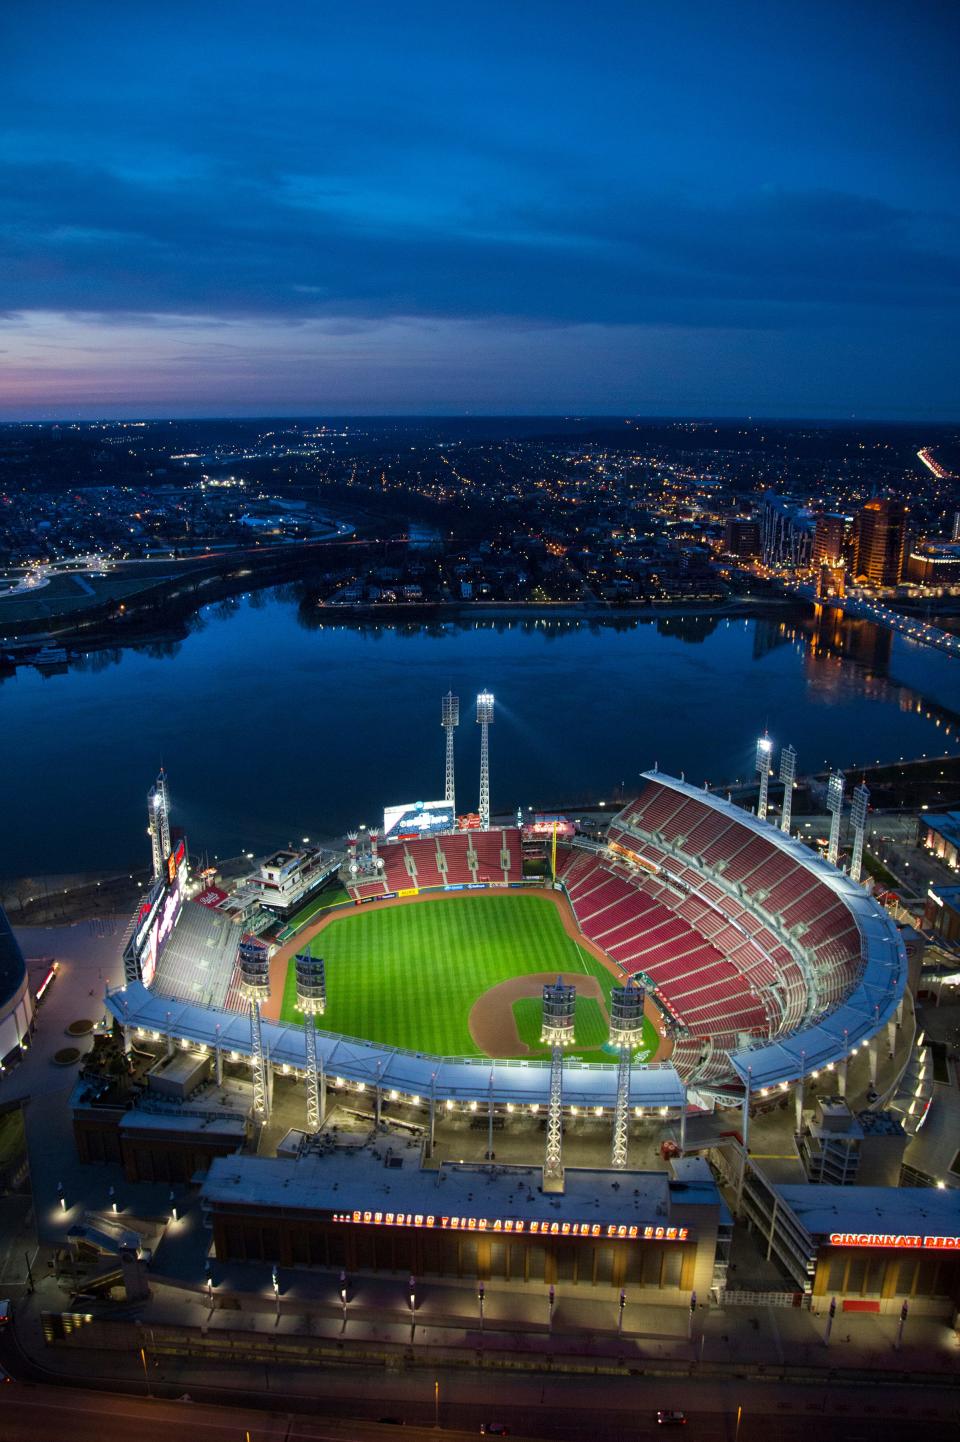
[0,1376,958,1442]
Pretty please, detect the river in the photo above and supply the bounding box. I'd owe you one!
[3,594,960,877]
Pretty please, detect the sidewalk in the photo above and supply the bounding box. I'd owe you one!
[11,1260,960,1386]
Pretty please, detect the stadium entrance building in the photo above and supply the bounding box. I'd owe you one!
[740,1165,960,1317]
[202,1137,729,1300]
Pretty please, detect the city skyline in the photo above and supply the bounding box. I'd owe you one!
[2,0,959,420]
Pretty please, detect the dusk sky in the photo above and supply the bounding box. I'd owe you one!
[2,0,959,420]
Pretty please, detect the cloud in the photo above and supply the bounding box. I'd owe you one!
[1,152,957,334]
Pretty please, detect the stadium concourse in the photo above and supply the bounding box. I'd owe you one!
[106,769,910,1138]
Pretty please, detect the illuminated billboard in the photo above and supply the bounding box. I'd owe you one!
[382,799,454,842]
[125,874,183,988]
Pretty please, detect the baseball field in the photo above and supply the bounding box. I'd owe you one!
[277,891,663,1062]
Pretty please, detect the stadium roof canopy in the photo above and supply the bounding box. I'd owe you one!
[105,980,687,1110]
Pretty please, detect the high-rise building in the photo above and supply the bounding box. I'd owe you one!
[758,491,814,568]
[812,512,852,568]
[853,499,907,587]
[721,517,761,558]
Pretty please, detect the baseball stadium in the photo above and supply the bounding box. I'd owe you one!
[106,692,908,1159]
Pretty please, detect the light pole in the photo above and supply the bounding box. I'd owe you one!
[478,1281,485,1334]
[340,1269,348,1330]
[895,1298,908,1351]
[618,1288,626,1336]
[688,1290,697,1341]
[823,1296,836,1347]
[272,1263,280,1322]
[548,1283,555,1336]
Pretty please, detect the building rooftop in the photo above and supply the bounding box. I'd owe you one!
[202,1134,715,1238]
[923,813,960,850]
[775,1183,960,1240]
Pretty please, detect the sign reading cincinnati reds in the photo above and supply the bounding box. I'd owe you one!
[828,1232,960,1249]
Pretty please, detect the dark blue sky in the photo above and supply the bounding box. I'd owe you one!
[2,0,958,419]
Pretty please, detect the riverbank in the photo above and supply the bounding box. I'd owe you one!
[1,584,800,672]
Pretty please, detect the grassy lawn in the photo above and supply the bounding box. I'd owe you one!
[279,892,618,1057]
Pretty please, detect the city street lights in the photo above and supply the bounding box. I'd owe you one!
[340,1269,348,1329]
[272,1263,280,1322]
[618,1288,626,1336]
[478,1281,485,1333]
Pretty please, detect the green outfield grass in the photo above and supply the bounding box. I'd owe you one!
[511,997,659,1063]
[279,892,634,1058]
[277,883,351,941]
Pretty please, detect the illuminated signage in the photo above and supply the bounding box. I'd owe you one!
[331,1211,689,1241]
[383,800,454,841]
[608,842,659,875]
[829,1232,960,1249]
[35,961,59,1001]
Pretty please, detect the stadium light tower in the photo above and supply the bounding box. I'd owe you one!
[147,768,171,881]
[238,938,271,1122]
[826,771,845,867]
[755,733,773,821]
[779,744,797,835]
[540,978,575,1191]
[477,691,495,830]
[441,692,459,815]
[609,983,646,1170]
[849,782,870,883]
[294,951,326,1131]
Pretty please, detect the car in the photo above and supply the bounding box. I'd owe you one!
[657,1412,687,1426]
[480,1426,509,1437]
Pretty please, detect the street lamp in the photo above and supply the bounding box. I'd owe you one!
[688,1290,697,1341]
[409,1274,417,1313]
[478,1281,485,1333]
[548,1283,555,1335]
[618,1288,626,1336]
[340,1268,348,1328]
[272,1263,280,1321]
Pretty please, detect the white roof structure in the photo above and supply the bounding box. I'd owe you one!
[105,980,687,1110]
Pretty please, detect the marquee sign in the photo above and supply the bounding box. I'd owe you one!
[331,1210,689,1241]
[829,1232,960,1250]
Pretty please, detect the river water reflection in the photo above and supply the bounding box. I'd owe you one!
[3,595,960,876]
